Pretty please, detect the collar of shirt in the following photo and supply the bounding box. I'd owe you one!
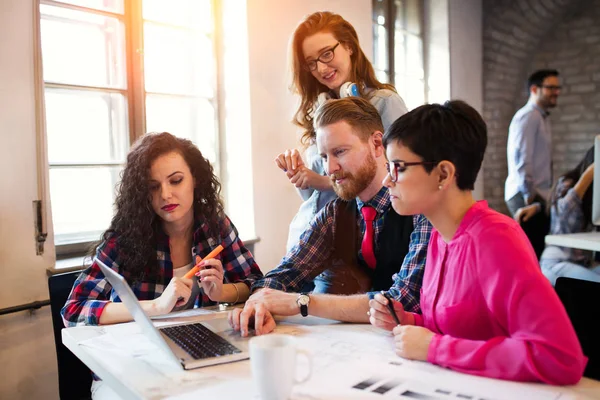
[356,186,391,217]
[528,101,550,118]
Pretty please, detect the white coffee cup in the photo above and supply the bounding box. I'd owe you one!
[249,334,312,400]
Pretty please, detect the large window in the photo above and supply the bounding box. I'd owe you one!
[40,0,221,256]
[372,0,425,110]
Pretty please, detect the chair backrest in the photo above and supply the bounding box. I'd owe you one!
[48,271,92,400]
[555,277,600,380]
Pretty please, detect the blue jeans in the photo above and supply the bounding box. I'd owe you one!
[541,260,600,286]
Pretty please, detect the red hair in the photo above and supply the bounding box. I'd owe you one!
[289,11,396,145]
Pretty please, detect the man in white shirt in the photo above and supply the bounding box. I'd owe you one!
[505,69,561,257]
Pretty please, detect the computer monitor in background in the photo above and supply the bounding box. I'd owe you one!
[592,135,600,226]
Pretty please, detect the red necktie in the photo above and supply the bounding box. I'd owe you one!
[360,205,377,269]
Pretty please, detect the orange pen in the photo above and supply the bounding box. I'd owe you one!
[184,245,224,279]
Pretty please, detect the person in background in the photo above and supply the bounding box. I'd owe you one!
[505,69,561,258]
[370,100,586,385]
[519,146,600,285]
[276,11,408,268]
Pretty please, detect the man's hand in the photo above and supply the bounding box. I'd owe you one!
[514,204,540,223]
[246,288,300,316]
[228,288,300,337]
[228,302,276,337]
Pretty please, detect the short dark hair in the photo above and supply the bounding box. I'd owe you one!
[527,69,559,90]
[382,100,487,191]
[313,97,384,141]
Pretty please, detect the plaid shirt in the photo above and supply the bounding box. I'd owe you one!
[253,187,431,313]
[61,215,262,327]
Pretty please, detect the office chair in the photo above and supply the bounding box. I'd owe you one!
[555,277,600,380]
[48,271,92,400]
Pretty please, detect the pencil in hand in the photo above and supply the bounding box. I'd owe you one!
[184,245,224,279]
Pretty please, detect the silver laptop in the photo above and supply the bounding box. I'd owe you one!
[95,257,249,370]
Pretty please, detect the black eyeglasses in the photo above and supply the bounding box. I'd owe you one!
[386,161,438,182]
[540,85,562,91]
[304,42,341,71]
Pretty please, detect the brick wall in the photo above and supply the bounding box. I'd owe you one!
[482,0,596,213]
[531,0,600,178]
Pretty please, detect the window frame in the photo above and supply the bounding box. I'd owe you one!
[40,0,224,258]
[372,0,427,106]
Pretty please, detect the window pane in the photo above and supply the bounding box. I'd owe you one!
[396,75,424,110]
[50,0,124,14]
[405,0,421,35]
[374,24,388,73]
[142,0,211,31]
[395,0,404,30]
[40,5,126,88]
[375,69,390,84]
[145,95,217,163]
[373,0,388,22]
[143,22,215,97]
[406,35,424,79]
[50,166,122,244]
[394,32,406,76]
[45,88,128,163]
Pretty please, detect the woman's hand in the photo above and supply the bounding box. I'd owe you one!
[368,293,413,331]
[393,325,435,361]
[275,149,304,177]
[152,277,193,315]
[514,204,540,223]
[289,166,333,191]
[195,257,225,301]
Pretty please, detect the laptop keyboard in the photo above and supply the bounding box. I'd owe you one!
[161,323,242,360]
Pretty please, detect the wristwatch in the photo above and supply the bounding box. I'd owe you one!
[297,293,310,317]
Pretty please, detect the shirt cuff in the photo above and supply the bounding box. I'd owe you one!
[410,312,424,327]
[251,278,286,292]
[426,333,443,364]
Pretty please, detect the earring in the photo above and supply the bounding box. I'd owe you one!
[438,185,443,190]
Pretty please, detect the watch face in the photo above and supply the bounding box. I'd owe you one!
[298,295,309,306]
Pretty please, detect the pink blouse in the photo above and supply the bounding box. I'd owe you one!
[412,201,586,384]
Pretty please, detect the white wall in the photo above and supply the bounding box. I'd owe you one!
[246,0,373,271]
[0,0,59,398]
[448,0,484,199]
[425,0,484,200]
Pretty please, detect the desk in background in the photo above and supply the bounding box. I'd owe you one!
[545,232,600,252]
[62,311,600,400]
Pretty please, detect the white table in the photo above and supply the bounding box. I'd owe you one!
[545,232,600,252]
[62,311,600,400]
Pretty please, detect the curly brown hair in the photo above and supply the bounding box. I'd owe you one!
[92,132,224,282]
[289,11,396,145]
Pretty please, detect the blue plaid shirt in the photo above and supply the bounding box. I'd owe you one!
[253,187,431,313]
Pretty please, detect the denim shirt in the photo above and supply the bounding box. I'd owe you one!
[285,88,409,251]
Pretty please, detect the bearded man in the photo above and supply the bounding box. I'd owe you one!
[228,97,431,336]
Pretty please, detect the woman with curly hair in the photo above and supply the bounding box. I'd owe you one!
[62,132,262,327]
[276,11,408,292]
